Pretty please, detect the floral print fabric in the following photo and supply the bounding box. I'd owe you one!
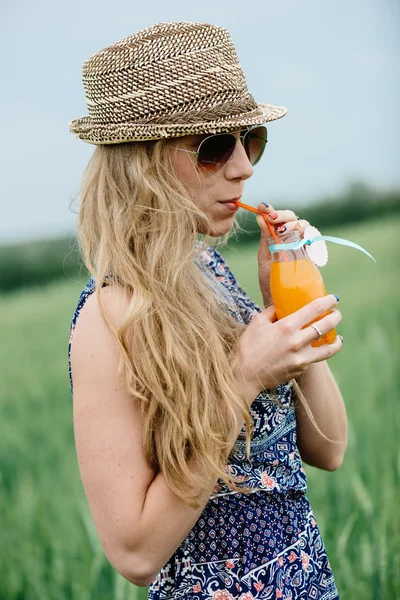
[67,241,339,599]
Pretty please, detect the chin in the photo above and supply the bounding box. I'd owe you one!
[211,227,232,237]
[202,223,234,237]
[202,215,236,237]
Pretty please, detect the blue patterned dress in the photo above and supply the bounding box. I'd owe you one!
[68,241,340,600]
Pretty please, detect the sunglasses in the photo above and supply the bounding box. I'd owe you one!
[174,125,268,175]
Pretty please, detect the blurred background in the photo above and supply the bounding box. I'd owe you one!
[1,0,399,598]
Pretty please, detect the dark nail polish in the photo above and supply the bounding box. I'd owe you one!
[333,294,340,302]
[277,225,287,233]
[261,202,269,208]
[339,335,344,344]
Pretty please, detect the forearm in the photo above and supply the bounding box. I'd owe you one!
[125,375,260,585]
[295,361,348,470]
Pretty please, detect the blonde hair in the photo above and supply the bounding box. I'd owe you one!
[73,139,335,509]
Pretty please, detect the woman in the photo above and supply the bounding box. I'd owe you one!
[68,21,347,599]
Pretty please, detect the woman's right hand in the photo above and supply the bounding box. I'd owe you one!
[237,294,343,397]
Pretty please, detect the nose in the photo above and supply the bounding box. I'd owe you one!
[223,137,254,181]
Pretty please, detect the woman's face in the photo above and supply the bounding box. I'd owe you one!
[170,129,254,236]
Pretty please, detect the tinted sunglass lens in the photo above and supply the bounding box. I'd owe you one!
[244,126,267,165]
[197,134,236,174]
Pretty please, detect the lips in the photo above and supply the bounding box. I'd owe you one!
[219,201,240,212]
[217,197,241,213]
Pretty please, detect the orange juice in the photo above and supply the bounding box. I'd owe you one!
[269,239,336,347]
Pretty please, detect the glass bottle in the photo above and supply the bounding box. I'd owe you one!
[267,229,336,347]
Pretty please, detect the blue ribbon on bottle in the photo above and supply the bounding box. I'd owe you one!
[269,235,376,262]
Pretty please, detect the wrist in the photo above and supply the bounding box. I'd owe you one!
[234,367,261,407]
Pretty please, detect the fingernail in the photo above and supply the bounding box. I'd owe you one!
[277,225,287,234]
[333,294,340,302]
[339,335,344,344]
[269,212,278,220]
[261,202,269,208]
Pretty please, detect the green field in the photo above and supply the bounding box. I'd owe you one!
[1,216,399,599]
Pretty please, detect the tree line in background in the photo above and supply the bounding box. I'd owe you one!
[1,181,399,294]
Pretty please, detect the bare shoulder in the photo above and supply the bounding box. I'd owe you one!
[70,284,157,569]
[73,283,131,335]
[70,284,130,389]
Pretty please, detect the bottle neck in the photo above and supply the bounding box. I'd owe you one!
[267,230,307,262]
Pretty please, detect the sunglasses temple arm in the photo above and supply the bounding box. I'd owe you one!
[174,148,198,156]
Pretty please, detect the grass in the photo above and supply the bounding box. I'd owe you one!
[0,215,399,599]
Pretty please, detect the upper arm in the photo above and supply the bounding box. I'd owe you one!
[70,285,157,577]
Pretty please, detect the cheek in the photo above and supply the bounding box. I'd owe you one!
[172,155,211,204]
[172,152,198,184]
[170,150,228,214]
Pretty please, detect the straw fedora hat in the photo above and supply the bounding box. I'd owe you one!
[69,21,287,145]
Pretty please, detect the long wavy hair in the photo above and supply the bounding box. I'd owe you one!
[73,138,333,509]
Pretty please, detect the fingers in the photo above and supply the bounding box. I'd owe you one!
[300,308,342,345]
[257,203,308,234]
[284,294,340,330]
[265,209,298,226]
[257,202,274,216]
[256,213,271,239]
[257,202,296,224]
[259,304,277,323]
[304,334,344,364]
[275,219,310,235]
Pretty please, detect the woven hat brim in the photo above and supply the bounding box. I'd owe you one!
[69,103,287,145]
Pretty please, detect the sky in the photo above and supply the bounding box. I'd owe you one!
[1,0,399,244]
